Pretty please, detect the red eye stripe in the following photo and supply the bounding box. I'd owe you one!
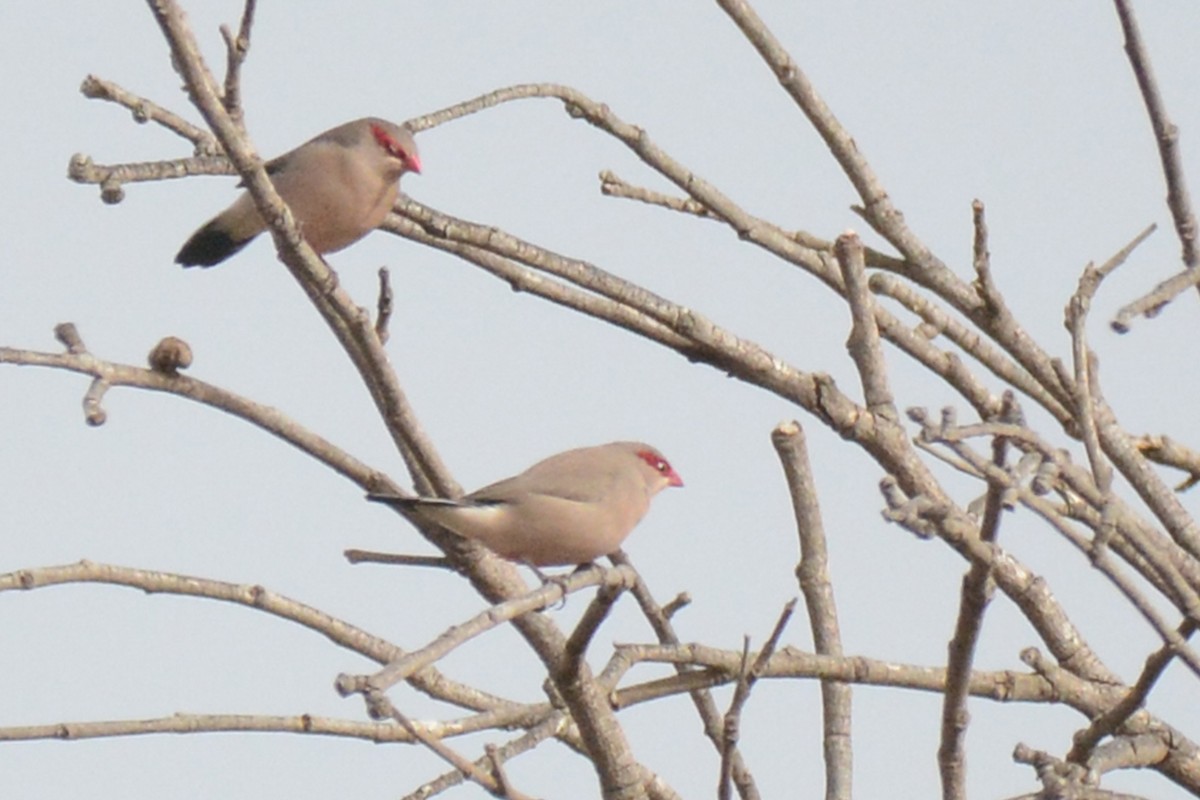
[370,123,421,173]
[637,450,683,487]
[369,123,394,152]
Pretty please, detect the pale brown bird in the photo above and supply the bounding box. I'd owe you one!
[368,442,683,567]
[175,117,421,267]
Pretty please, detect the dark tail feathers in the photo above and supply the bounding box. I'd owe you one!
[175,220,255,268]
[367,493,465,511]
[366,492,418,510]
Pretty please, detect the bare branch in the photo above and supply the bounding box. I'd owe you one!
[145,0,455,502]
[714,0,955,283]
[836,231,896,420]
[661,592,691,619]
[1020,649,1199,790]
[1068,620,1196,763]
[916,410,1200,669]
[718,601,796,800]
[0,560,518,717]
[1113,0,1198,273]
[219,0,256,123]
[611,549,763,800]
[938,397,1012,800]
[598,170,908,273]
[1,335,395,491]
[563,569,636,678]
[1013,743,1158,799]
[718,638,753,800]
[1065,257,1117,521]
[870,273,1063,423]
[78,74,218,152]
[1135,434,1200,490]
[770,421,851,800]
[599,170,717,219]
[67,153,234,203]
[621,642,1055,703]
[341,566,632,699]
[375,266,394,344]
[0,713,419,744]
[404,713,589,800]
[364,692,519,799]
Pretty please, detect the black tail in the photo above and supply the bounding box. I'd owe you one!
[366,492,419,510]
[175,220,255,267]
[367,493,464,511]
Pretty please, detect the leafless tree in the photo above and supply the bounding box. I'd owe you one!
[3,1,1199,799]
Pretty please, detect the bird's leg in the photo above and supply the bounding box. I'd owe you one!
[525,561,596,609]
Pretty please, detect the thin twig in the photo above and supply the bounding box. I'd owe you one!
[340,566,631,699]
[1113,0,1198,284]
[1067,619,1197,762]
[0,560,519,718]
[718,601,798,800]
[375,266,394,344]
[1066,256,1118,522]
[661,592,691,619]
[937,397,1012,800]
[0,713,440,744]
[219,0,256,124]
[835,231,896,420]
[365,692,521,799]
[0,334,395,491]
[921,411,1200,669]
[714,0,944,278]
[1013,742,1158,799]
[403,712,568,800]
[610,550,763,800]
[1134,435,1200,490]
[563,569,636,678]
[78,74,218,152]
[718,638,753,800]
[869,273,1064,424]
[598,170,909,272]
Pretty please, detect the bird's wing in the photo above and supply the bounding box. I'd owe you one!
[232,153,290,189]
[263,154,290,176]
[467,467,612,506]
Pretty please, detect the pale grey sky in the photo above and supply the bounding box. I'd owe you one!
[4,3,1199,798]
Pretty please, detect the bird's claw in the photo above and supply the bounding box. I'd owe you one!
[529,562,594,610]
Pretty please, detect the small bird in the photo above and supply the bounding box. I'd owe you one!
[368,442,683,567]
[175,117,421,267]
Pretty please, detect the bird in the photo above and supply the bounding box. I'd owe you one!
[367,442,683,567]
[175,117,421,267]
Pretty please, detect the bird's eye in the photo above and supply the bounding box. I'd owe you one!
[656,460,670,473]
[370,124,402,159]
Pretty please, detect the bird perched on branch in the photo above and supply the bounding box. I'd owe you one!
[368,442,683,567]
[175,117,421,267]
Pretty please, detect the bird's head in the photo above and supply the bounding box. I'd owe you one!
[370,121,422,175]
[635,446,684,492]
